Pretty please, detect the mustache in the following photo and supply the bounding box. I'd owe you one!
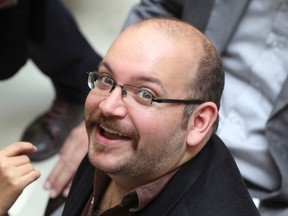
[85,112,137,139]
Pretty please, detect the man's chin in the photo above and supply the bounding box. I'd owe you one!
[88,152,123,174]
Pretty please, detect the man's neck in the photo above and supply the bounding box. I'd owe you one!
[98,180,126,212]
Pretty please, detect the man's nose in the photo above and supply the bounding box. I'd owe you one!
[98,86,127,118]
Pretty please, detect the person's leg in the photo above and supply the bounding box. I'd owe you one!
[28,0,101,104]
[22,0,102,161]
[0,0,29,79]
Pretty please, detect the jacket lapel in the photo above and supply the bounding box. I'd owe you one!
[205,0,251,53]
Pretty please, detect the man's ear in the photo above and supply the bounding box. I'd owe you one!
[186,102,218,147]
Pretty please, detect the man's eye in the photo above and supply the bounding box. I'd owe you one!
[100,76,114,86]
[138,89,153,100]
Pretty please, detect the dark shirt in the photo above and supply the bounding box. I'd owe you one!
[82,169,178,216]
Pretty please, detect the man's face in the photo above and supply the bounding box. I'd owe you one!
[85,28,199,180]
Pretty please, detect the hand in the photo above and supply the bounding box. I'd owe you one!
[0,142,41,216]
[44,121,88,198]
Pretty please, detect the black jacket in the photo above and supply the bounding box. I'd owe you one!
[63,134,260,216]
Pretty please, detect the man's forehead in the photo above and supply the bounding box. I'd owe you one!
[113,22,204,60]
[99,61,164,85]
[101,20,203,89]
[124,18,205,45]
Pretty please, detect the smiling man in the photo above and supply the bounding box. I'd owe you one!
[62,18,260,216]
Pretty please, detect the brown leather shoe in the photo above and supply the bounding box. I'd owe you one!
[21,99,84,161]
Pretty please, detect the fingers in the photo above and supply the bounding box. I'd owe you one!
[62,181,72,197]
[0,157,40,216]
[0,167,40,215]
[14,163,40,179]
[0,142,40,191]
[4,155,31,167]
[44,150,80,198]
[44,159,73,198]
[1,162,40,187]
[0,147,36,171]
[21,169,41,187]
[1,142,37,157]
[0,142,40,216]
[44,121,88,198]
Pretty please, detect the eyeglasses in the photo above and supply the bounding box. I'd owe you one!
[87,71,205,107]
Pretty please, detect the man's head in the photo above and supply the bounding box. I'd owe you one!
[85,18,224,185]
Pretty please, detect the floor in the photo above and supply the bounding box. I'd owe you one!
[0,0,137,215]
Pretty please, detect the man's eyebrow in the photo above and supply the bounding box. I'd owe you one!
[131,75,168,94]
[131,75,161,85]
[98,61,112,72]
[99,61,167,93]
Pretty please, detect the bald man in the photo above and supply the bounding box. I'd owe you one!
[62,18,260,216]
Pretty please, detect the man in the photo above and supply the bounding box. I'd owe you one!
[62,18,259,216]
[121,1,288,215]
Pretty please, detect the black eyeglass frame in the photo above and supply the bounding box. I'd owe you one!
[87,71,206,106]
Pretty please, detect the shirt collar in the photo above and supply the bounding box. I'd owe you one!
[89,168,179,214]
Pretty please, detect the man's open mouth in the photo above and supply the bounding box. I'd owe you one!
[100,125,130,140]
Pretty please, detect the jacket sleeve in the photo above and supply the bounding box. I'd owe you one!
[122,0,183,29]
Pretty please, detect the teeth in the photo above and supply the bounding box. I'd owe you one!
[101,125,128,137]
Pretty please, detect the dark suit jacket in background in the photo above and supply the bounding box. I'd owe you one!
[63,135,260,216]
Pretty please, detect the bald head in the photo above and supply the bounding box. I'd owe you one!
[124,17,214,60]
[119,18,224,107]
